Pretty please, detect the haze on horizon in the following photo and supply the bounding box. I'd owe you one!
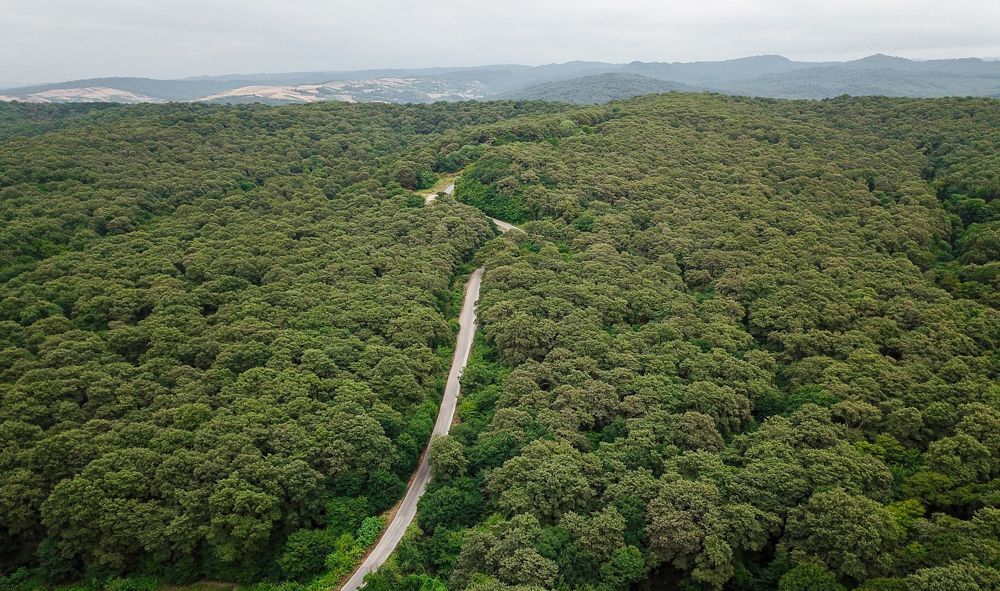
[2,0,999,86]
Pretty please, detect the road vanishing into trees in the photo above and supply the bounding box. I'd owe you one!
[426,183,520,232]
[341,181,518,591]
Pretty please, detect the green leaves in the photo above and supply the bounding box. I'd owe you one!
[433,94,1000,591]
[0,99,510,581]
[784,488,902,582]
[429,436,468,482]
[486,440,597,523]
[2,91,999,591]
[278,530,340,582]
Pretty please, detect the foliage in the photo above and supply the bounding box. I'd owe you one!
[0,99,550,581]
[103,577,158,591]
[500,73,703,104]
[778,561,845,591]
[429,436,468,481]
[356,516,386,548]
[278,530,339,581]
[1,92,998,591]
[325,496,369,536]
[418,478,485,532]
[429,94,1000,590]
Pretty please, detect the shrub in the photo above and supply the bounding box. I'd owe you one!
[278,530,339,582]
[103,577,158,591]
[356,516,386,548]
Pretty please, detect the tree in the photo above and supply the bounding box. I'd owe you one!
[784,488,901,581]
[778,560,846,591]
[366,471,407,514]
[278,529,339,581]
[451,514,557,589]
[646,478,721,570]
[418,478,485,531]
[906,561,1000,591]
[924,434,993,486]
[5,90,1000,590]
[600,545,646,589]
[486,440,596,522]
[429,436,468,481]
[491,313,557,365]
[325,496,368,536]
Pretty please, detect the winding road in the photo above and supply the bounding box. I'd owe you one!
[424,183,522,234]
[341,182,517,591]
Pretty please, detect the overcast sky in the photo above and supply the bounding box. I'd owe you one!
[2,0,999,85]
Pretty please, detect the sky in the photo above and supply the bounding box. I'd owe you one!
[2,0,999,85]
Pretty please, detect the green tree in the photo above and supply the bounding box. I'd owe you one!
[486,440,596,522]
[429,436,468,481]
[784,488,901,581]
[278,529,339,581]
[778,561,846,591]
[600,545,646,589]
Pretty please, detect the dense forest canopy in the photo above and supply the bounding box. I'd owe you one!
[0,99,560,584]
[0,93,998,591]
[398,95,1000,591]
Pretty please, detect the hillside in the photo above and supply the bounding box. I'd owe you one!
[431,94,1000,591]
[1,77,241,101]
[621,54,829,85]
[0,94,998,591]
[722,56,1000,98]
[500,72,705,103]
[3,55,999,105]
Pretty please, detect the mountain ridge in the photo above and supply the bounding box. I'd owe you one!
[498,72,707,103]
[4,54,999,104]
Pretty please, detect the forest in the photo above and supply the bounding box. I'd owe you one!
[1,93,998,591]
[0,99,559,586]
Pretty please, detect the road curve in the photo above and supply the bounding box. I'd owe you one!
[340,267,483,591]
[422,182,454,204]
[425,183,523,234]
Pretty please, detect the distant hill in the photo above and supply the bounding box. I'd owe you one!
[719,55,1000,98]
[4,77,242,101]
[3,55,998,104]
[501,73,706,103]
[620,54,832,86]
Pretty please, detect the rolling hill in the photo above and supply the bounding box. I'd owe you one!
[2,55,998,105]
[499,72,705,103]
[2,90,998,591]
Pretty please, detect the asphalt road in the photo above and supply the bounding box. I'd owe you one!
[425,183,522,234]
[340,181,520,591]
[340,267,483,591]
[422,182,454,204]
[489,217,519,233]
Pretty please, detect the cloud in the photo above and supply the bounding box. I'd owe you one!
[2,0,998,84]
